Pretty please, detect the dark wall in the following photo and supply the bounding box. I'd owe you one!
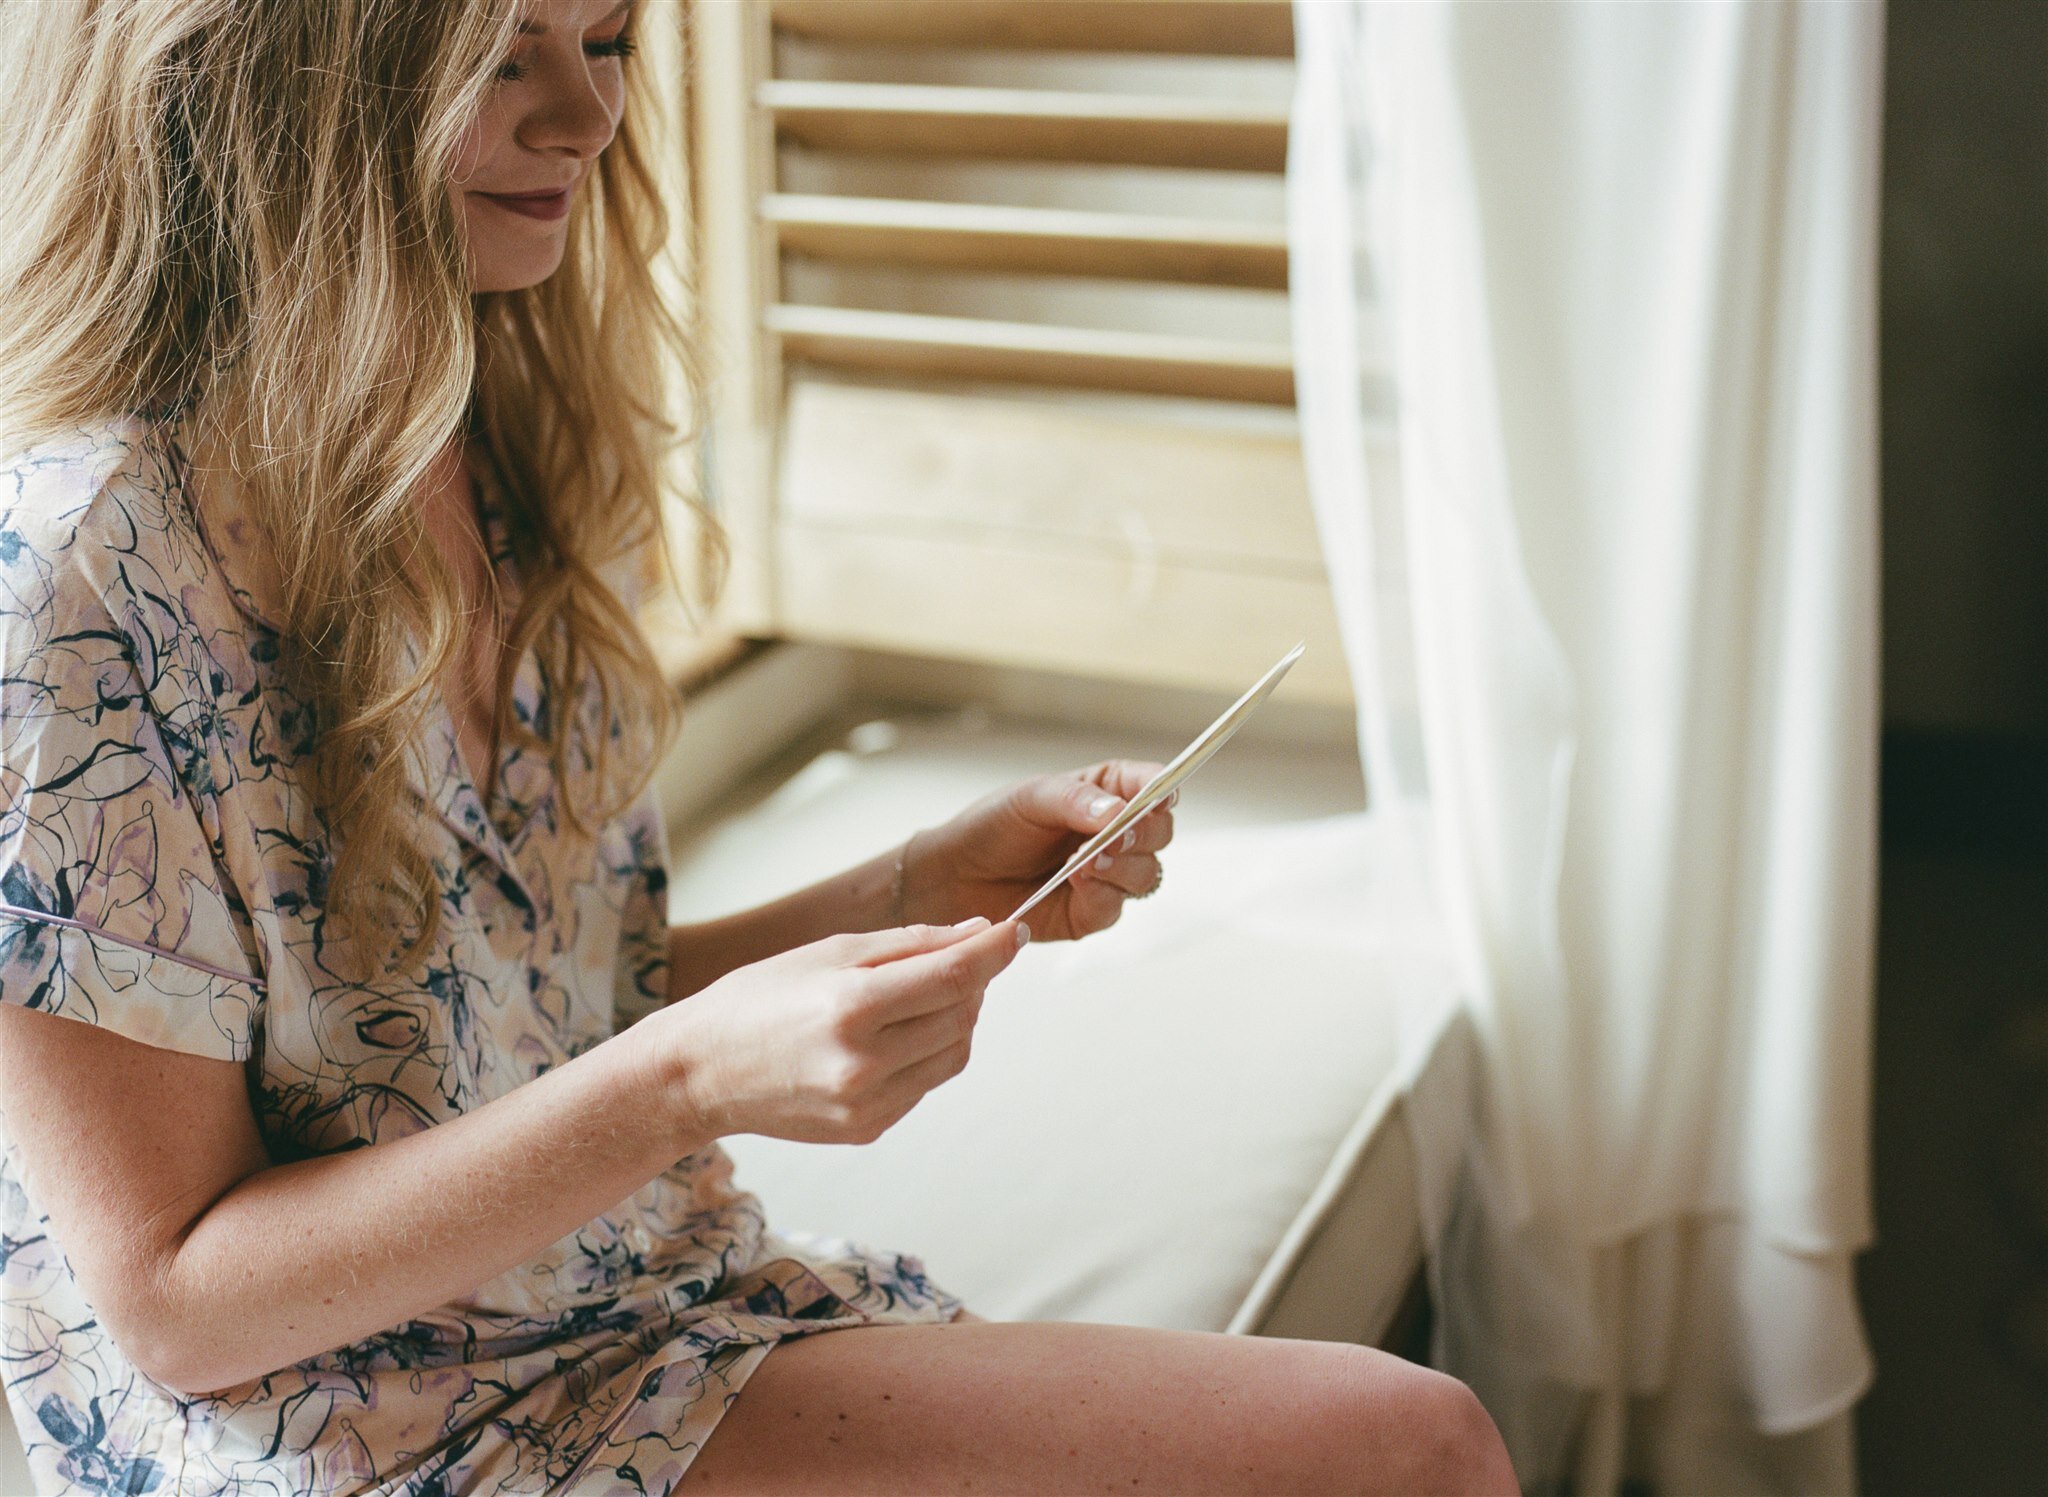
[1881,0,2048,742]
[1862,10,2048,1496]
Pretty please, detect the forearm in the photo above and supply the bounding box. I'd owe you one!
[145,1023,701,1395]
[664,838,910,1001]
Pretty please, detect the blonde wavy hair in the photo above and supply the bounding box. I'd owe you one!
[0,0,716,975]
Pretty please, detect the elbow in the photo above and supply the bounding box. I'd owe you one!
[97,1283,263,1399]
[111,1313,250,1400]
[96,1212,282,1396]
[142,1359,253,1403]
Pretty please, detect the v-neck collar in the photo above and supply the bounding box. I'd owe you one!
[168,412,556,910]
[406,458,555,910]
[414,683,546,913]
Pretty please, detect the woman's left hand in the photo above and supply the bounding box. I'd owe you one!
[900,760,1176,941]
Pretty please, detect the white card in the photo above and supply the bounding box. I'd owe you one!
[1007,641,1306,925]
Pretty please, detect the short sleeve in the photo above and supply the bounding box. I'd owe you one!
[0,455,264,1062]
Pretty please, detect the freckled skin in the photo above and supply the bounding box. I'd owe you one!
[678,1320,1517,1494]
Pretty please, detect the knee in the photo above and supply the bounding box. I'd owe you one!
[1401,1368,1517,1495]
[1323,1350,1518,1496]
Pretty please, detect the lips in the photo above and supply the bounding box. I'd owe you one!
[475,187,572,221]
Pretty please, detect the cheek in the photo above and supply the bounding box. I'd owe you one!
[447,106,503,189]
[447,110,501,256]
[447,119,493,270]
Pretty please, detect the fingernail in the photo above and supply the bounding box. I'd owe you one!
[1093,852,1114,871]
[1118,831,1135,852]
[952,916,990,931]
[1088,794,1117,818]
[1015,922,1031,949]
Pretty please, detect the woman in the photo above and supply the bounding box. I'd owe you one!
[0,1,1516,1492]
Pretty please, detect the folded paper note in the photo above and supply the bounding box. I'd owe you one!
[1008,641,1307,925]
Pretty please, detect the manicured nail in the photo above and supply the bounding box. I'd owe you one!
[1094,852,1114,871]
[1015,922,1031,948]
[952,916,990,931]
[1088,794,1117,817]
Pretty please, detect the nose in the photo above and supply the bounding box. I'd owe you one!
[516,64,620,163]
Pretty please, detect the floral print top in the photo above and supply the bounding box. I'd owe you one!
[0,412,961,1495]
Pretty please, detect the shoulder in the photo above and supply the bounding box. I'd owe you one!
[1,412,185,552]
[0,415,264,783]
[1,413,237,659]
[0,413,204,615]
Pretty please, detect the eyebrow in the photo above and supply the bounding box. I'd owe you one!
[517,1,634,36]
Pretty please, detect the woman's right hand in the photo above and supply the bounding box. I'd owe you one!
[656,917,1027,1146]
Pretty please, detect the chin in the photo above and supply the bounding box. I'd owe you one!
[461,216,569,294]
[471,250,568,296]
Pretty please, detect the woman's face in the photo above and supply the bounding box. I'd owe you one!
[450,0,637,294]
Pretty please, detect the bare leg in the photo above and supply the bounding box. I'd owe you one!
[679,1314,1516,1495]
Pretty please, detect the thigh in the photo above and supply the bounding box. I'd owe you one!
[679,1318,1514,1496]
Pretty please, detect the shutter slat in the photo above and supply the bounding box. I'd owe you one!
[761,305,1286,403]
[764,194,1289,290]
[770,0,1293,57]
[761,80,1289,172]
[765,304,1294,405]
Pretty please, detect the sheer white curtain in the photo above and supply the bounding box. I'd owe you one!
[1287,2,1884,1491]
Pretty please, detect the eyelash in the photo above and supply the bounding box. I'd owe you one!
[493,32,637,84]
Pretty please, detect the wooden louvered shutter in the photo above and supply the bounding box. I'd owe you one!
[686,0,1350,704]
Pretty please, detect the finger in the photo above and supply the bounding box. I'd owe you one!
[1020,773,1131,837]
[1104,803,1175,857]
[1080,851,1161,898]
[1133,807,1175,853]
[1089,759,1168,803]
[860,919,1023,1022]
[816,918,991,970]
[1060,877,1126,940]
[876,990,982,1071]
[873,1036,975,1122]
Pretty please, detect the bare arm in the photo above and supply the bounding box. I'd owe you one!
[663,760,1176,1002]
[0,1001,691,1395]
[665,841,904,1002]
[0,918,1019,1397]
